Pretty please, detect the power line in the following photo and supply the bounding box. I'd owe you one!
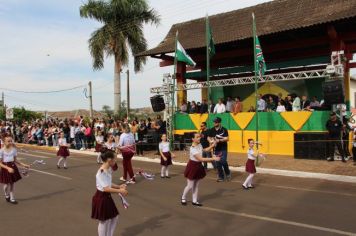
[0,84,86,94]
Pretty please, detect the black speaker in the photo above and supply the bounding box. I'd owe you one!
[150,95,165,112]
[322,80,345,105]
[294,132,327,160]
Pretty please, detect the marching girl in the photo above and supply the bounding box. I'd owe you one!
[242,139,261,190]
[95,130,105,164]
[92,150,128,236]
[159,134,175,178]
[57,132,70,169]
[0,136,30,204]
[118,124,136,184]
[103,134,118,171]
[181,133,220,207]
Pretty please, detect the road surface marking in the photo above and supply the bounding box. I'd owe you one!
[29,169,72,180]
[200,206,356,236]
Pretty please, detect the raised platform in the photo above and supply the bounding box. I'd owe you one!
[174,111,332,155]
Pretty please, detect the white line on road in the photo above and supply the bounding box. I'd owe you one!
[205,177,356,197]
[29,169,72,180]
[200,206,356,236]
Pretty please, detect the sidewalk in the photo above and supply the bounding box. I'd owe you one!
[16,143,356,183]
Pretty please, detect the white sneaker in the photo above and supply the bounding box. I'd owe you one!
[126,179,136,185]
[120,177,127,182]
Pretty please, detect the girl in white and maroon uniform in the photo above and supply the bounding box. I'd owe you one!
[103,134,118,171]
[95,130,104,164]
[242,139,258,190]
[181,133,219,207]
[92,150,128,236]
[0,136,30,204]
[159,134,175,178]
[57,132,70,169]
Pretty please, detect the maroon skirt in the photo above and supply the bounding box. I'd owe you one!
[95,143,102,152]
[184,160,206,180]
[245,159,256,173]
[0,162,22,184]
[91,190,119,221]
[57,146,70,157]
[161,152,173,166]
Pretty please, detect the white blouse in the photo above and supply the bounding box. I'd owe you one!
[96,168,112,191]
[159,142,170,152]
[0,148,17,163]
[190,144,202,162]
[105,142,117,151]
[248,148,256,160]
[96,136,104,143]
[58,138,67,146]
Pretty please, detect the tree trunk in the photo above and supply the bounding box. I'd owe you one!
[114,58,121,115]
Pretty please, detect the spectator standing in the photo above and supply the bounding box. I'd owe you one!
[266,96,276,112]
[326,112,346,162]
[233,97,243,114]
[213,99,226,114]
[310,96,320,108]
[257,94,266,112]
[225,96,234,113]
[276,101,286,112]
[292,95,301,111]
[301,95,311,110]
[208,100,215,114]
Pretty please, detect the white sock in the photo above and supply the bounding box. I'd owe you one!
[57,157,64,166]
[182,179,194,200]
[63,158,67,168]
[247,174,255,187]
[165,166,169,177]
[97,153,102,163]
[243,174,254,187]
[161,166,166,177]
[192,180,200,203]
[107,216,118,236]
[9,184,15,200]
[3,184,9,197]
[98,220,109,236]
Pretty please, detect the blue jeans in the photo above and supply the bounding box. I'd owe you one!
[215,150,230,179]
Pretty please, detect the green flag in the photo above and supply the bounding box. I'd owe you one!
[253,14,266,78]
[176,40,196,67]
[207,18,215,58]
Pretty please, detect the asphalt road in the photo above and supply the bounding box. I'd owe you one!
[1,148,356,236]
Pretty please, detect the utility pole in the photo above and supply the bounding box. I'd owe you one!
[88,81,93,119]
[126,69,130,120]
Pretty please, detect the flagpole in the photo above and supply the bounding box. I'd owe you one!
[171,31,179,149]
[252,13,259,150]
[206,14,210,102]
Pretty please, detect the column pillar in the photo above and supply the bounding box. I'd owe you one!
[176,62,187,108]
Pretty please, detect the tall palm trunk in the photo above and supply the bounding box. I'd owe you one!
[114,58,121,115]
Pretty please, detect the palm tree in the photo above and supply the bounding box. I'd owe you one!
[80,0,160,114]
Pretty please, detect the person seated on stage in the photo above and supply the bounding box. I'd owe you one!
[285,95,293,111]
[309,96,320,108]
[180,100,188,114]
[276,101,286,112]
[189,101,198,114]
[301,95,311,111]
[248,106,256,112]
[200,99,208,114]
[266,96,276,112]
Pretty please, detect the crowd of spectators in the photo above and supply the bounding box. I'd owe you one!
[179,93,326,114]
[0,115,166,156]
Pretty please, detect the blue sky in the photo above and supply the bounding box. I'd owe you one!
[0,0,354,111]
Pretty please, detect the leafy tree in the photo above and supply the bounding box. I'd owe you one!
[80,0,160,114]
